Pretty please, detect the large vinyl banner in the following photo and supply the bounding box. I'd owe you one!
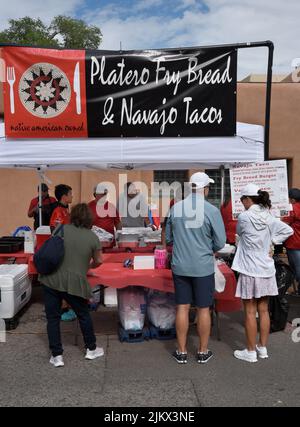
[1,45,237,139]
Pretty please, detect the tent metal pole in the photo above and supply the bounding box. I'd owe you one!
[230,41,273,161]
[37,168,42,227]
[264,42,274,161]
[0,40,273,52]
[220,165,225,207]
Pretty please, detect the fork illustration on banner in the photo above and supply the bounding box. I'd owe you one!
[7,66,16,114]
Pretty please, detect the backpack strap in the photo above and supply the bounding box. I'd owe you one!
[53,224,64,239]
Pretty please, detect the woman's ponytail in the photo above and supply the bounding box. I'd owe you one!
[257,190,272,209]
[249,190,272,208]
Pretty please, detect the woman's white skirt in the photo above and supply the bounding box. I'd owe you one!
[235,273,278,299]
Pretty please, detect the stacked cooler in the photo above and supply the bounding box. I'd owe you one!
[117,286,149,342]
[147,291,176,340]
[117,287,177,342]
[118,286,147,330]
[0,264,32,320]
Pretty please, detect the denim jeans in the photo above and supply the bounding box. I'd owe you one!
[287,249,300,292]
[42,285,96,357]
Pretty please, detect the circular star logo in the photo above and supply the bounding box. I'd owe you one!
[19,63,71,118]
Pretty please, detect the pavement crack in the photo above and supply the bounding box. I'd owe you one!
[191,380,203,407]
[103,335,110,384]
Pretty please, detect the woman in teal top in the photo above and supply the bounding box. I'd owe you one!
[41,203,103,368]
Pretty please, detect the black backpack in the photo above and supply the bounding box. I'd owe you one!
[274,256,294,297]
[269,295,289,333]
[268,256,294,332]
[33,225,64,275]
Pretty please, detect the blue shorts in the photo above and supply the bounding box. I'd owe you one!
[172,273,215,308]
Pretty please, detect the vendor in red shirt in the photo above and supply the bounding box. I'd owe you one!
[282,188,300,295]
[50,184,73,230]
[220,196,238,245]
[88,183,122,236]
[28,183,56,230]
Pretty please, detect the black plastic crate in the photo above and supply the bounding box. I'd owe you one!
[0,237,24,251]
[149,323,176,340]
[0,243,20,253]
[118,324,150,343]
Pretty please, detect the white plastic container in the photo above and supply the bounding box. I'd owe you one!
[133,256,155,270]
[104,287,118,307]
[0,264,32,319]
[24,231,35,254]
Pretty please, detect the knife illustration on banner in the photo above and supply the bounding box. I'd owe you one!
[73,62,81,114]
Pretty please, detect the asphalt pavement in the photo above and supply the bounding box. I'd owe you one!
[0,286,299,407]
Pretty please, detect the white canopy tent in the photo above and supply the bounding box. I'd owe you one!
[0,119,264,225]
[0,121,263,170]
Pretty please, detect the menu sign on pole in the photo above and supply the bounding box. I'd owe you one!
[230,160,290,217]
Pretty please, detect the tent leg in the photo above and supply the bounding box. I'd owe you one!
[74,319,80,346]
[37,168,42,227]
[36,167,51,228]
[215,310,221,341]
[220,165,225,207]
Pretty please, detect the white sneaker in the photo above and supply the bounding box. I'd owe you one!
[85,347,104,360]
[49,355,64,367]
[234,349,258,363]
[256,345,268,359]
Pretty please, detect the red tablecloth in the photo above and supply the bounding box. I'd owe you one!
[28,252,153,274]
[89,263,174,292]
[103,245,156,254]
[214,267,242,312]
[0,251,32,265]
[28,252,241,312]
[88,259,234,290]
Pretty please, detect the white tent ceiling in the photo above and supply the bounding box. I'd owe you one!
[0,121,264,170]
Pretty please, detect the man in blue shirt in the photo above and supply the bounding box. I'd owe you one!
[166,172,226,364]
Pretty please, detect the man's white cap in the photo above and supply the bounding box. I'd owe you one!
[189,172,215,189]
[95,183,108,194]
[240,183,260,197]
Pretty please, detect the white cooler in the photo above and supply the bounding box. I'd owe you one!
[0,264,32,319]
[104,287,118,307]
